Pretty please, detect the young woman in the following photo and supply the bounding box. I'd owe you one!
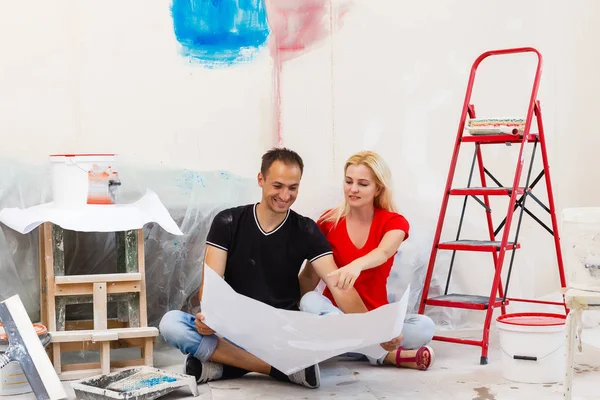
[299,150,435,371]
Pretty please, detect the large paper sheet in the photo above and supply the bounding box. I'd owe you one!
[202,265,409,374]
[0,189,183,235]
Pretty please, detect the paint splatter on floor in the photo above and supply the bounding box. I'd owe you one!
[473,387,496,400]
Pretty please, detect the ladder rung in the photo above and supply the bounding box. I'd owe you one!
[450,187,525,196]
[432,336,483,347]
[438,240,519,252]
[461,133,538,144]
[426,294,508,310]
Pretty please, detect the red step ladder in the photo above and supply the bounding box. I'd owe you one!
[417,47,567,365]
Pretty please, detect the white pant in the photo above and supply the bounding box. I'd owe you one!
[299,291,435,364]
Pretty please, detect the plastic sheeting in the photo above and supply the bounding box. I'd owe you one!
[0,157,467,331]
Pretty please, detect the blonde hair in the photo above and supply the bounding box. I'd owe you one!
[321,151,397,227]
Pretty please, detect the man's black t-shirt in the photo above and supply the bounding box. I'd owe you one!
[206,204,332,311]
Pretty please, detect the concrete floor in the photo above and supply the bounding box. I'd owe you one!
[8,325,600,400]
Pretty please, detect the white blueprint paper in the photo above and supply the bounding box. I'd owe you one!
[0,189,183,235]
[201,265,409,374]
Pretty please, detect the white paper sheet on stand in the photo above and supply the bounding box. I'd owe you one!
[0,189,183,235]
[202,265,409,375]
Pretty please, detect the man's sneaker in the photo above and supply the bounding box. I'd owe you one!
[288,364,320,389]
[184,354,223,384]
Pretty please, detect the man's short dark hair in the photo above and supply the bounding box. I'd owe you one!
[260,147,304,177]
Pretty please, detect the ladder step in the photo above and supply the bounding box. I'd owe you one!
[450,187,525,196]
[426,294,508,310]
[462,133,538,144]
[438,240,519,252]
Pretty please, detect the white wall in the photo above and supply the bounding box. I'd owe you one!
[1,0,599,324]
[0,0,274,176]
[281,0,600,322]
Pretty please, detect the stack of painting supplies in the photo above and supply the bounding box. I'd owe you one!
[466,118,526,135]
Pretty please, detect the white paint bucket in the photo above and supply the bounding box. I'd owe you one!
[496,313,566,384]
[49,154,117,208]
[0,323,48,396]
[562,207,600,291]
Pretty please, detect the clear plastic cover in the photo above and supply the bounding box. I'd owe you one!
[0,157,465,332]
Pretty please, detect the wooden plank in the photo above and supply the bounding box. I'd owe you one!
[55,281,140,296]
[93,283,108,330]
[50,327,158,343]
[38,226,47,327]
[92,331,119,342]
[55,273,141,285]
[52,343,61,374]
[142,337,154,366]
[101,342,111,374]
[50,331,116,343]
[137,229,148,327]
[42,223,57,332]
[117,327,158,339]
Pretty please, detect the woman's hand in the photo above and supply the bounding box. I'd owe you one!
[380,333,404,351]
[327,262,363,291]
[194,313,216,336]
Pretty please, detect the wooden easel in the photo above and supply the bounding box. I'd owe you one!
[39,223,159,380]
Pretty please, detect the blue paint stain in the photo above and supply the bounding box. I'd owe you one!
[171,0,270,67]
[119,375,177,392]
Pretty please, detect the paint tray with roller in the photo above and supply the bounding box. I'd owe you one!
[70,366,199,400]
[466,117,526,135]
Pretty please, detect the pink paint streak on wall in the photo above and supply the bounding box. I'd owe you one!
[265,0,351,144]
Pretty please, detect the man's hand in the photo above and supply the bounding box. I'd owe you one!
[380,333,403,352]
[194,313,216,336]
[327,262,362,291]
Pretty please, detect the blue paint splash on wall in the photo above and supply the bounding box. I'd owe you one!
[171,0,270,68]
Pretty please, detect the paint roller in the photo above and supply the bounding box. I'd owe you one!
[0,294,67,400]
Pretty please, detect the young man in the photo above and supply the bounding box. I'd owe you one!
[159,148,374,389]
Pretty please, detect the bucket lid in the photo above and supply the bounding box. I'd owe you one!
[0,323,48,341]
[496,312,566,326]
[49,153,116,157]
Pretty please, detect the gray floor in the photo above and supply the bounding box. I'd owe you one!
[9,325,600,400]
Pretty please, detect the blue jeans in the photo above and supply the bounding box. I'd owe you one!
[159,310,220,362]
[299,291,435,364]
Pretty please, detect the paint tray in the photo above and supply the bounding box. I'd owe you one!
[70,366,198,400]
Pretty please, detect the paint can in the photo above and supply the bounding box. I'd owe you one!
[0,323,49,396]
[49,154,118,208]
[562,207,600,291]
[496,313,566,384]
